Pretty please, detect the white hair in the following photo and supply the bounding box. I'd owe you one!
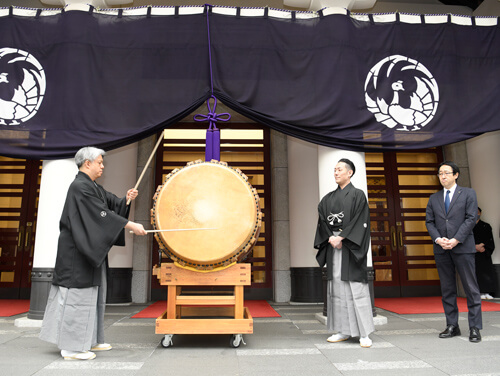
[74,146,105,168]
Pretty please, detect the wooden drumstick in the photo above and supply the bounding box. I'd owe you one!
[129,228,217,234]
[126,131,165,205]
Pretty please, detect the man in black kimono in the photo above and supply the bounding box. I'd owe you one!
[40,146,147,360]
[474,208,497,299]
[314,158,374,348]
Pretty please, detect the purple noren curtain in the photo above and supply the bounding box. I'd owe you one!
[0,7,499,159]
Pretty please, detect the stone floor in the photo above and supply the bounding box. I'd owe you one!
[2,301,500,376]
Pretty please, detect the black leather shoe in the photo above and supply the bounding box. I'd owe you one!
[439,324,461,338]
[469,327,481,343]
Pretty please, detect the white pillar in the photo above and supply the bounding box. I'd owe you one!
[287,136,319,268]
[33,159,77,268]
[28,158,76,319]
[98,143,138,269]
[466,131,500,264]
[317,146,372,267]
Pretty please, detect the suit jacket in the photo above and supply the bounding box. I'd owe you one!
[425,185,478,255]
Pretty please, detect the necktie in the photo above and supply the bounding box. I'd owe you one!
[444,190,450,214]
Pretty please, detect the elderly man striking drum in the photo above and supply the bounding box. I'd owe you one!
[39,146,147,360]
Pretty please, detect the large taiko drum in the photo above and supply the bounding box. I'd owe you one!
[151,160,262,271]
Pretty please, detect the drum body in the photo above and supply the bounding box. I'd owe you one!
[151,160,262,271]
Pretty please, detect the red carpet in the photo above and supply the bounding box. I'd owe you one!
[375,296,500,314]
[0,299,30,317]
[132,300,281,318]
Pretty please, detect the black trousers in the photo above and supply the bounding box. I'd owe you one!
[434,252,482,329]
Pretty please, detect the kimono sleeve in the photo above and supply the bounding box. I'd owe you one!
[340,190,371,263]
[313,195,331,267]
[69,183,128,268]
[477,222,495,256]
[103,189,130,247]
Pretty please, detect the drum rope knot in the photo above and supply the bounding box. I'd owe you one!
[193,96,231,130]
[194,96,231,161]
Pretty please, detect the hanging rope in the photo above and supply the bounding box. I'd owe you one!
[193,4,231,161]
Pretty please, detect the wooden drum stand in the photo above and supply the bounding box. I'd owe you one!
[153,262,253,348]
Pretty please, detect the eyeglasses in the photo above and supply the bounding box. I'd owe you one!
[437,172,454,177]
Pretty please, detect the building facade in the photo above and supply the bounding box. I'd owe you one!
[0,0,498,319]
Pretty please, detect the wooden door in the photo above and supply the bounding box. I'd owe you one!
[0,157,41,299]
[367,150,443,297]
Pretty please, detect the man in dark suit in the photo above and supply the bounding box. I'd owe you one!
[426,161,482,343]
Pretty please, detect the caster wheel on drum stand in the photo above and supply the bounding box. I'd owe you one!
[161,334,174,348]
[230,334,246,348]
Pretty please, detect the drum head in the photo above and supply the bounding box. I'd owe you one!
[151,160,261,271]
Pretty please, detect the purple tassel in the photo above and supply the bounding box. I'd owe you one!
[205,129,214,161]
[212,128,220,161]
[194,96,231,162]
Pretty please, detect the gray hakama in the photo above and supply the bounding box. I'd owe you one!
[39,266,107,352]
[327,248,374,337]
[39,171,129,353]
